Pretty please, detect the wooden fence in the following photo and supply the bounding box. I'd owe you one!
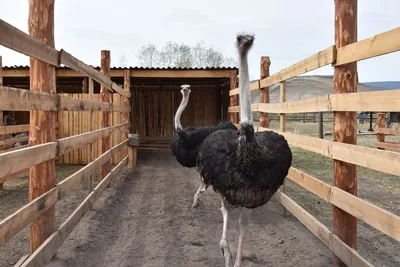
[375,112,400,151]
[229,2,400,266]
[0,2,135,266]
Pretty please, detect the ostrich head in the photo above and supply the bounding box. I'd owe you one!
[180,84,191,97]
[236,33,255,54]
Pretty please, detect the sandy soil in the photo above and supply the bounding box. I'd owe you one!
[41,151,336,267]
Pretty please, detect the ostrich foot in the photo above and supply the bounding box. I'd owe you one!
[220,239,233,267]
[192,181,206,208]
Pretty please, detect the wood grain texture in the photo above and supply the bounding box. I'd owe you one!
[28,0,57,253]
[100,50,111,179]
[259,56,270,128]
[333,1,358,258]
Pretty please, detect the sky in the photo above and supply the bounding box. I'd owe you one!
[0,0,399,82]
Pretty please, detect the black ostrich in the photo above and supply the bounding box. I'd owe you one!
[170,84,238,208]
[195,34,292,267]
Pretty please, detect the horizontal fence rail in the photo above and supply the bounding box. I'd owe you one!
[0,123,130,183]
[229,22,400,267]
[0,19,130,99]
[0,86,130,112]
[229,90,400,113]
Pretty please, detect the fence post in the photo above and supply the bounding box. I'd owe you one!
[333,0,358,265]
[229,71,238,123]
[123,70,130,157]
[319,112,324,139]
[88,78,94,191]
[280,81,287,217]
[0,56,3,190]
[368,112,373,131]
[28,0,57,254]
[128,134,139,168]
[260,56,271,128]
[100,50,111,179]
[376,113,385,149]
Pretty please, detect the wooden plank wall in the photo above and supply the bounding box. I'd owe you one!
[132,87,217,144]
[57,93,124,165]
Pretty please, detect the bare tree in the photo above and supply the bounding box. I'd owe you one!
[119,54,127,67]
[136,44,159,67]
[136,41,237,68]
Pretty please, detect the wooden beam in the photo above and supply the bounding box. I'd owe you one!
[374,127,400,135]
[335,27,400,66]
[0,55,3,189]
[257,127,400,177]
[228,90,400,114]
[229,46,336,96]
[0,124,29,135]
[375,141,400,151]
[376,113,386,148]
[333,1,358,263]
[274,190,373,267]
[100,50,111,179]
[0,136,28,146]
[59,50,130,98]
[0,123,129,183]
[28,0,57,254]
[259,56,270,128]
[3,68,234,79]
[19,156,128,267]
[88,78,94,191]
[280,81,286,216]
[0,140,127,248]
[287,168,400,242]
[229,71,238,123]
[0,19,60,67]
[123,70,130,158]
[0,86,130,112]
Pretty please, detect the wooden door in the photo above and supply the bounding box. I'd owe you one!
[131,87,218,147]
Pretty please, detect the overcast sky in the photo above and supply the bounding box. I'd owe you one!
[0,0,399,82]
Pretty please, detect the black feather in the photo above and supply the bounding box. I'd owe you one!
[196,124,292,209]
[171,121,238,168]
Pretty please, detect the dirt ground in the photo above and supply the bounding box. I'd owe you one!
[39,151,337,267]
[0,149,397,267]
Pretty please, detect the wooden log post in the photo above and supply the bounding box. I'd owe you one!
[123,70,130,157]
[260,56,271,128]
[280,81,287,217]
[28,0,57,254]
[128,134,140,168]
[319,112,324,139]
[333,0,358,265]
[376,113,385,149]
[229,71,238,123]
[0,56,4,190]
[87,78,94,191]
[100,50,111,179]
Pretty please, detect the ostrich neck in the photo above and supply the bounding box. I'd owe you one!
[174,93,189,130]
[238,52,252,125]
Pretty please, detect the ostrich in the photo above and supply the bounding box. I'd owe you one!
[170,84,238,208]
[195,34,292,267]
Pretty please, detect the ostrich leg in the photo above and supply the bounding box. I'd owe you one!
[220,200,233,267]
[192,178,206,208]
[234,208,252,267]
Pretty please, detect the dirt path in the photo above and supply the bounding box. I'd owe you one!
[47,151,335,267]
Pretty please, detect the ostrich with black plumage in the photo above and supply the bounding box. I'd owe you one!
[195,33,292,267]
[170,84,238,208]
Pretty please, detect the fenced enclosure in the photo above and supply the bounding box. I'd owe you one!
[0,1,135,265]
[229,2,400,266]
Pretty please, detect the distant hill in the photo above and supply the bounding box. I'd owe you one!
[250,75,377,104]
[360,81,400,90]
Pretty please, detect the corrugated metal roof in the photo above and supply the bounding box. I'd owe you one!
[3,65,237,70]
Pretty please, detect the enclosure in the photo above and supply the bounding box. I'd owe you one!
[0,0,400,267]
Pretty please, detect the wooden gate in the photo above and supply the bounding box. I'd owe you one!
[131,87,219,147]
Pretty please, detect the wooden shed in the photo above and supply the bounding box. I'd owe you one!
[3,66,238,149]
